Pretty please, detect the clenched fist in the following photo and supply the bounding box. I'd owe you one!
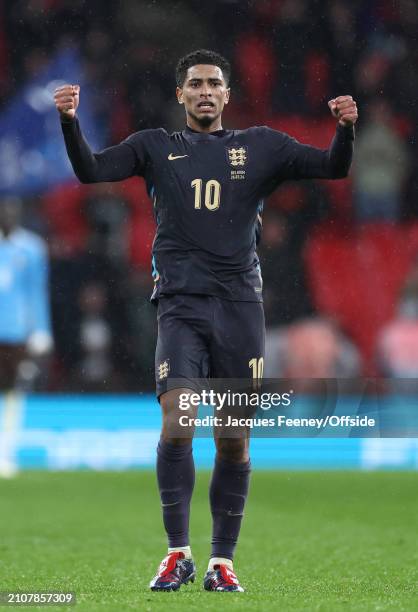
[328,95,358,127]
[54,84,80,120]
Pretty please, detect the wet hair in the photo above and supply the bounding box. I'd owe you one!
[176,49,231,87]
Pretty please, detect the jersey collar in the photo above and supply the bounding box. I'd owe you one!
[183,125,228,141]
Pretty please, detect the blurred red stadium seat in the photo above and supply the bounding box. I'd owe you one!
[304,222,417,373]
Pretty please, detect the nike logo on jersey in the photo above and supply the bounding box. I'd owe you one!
[168,153,188,160]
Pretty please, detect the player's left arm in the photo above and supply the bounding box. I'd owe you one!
[280,95,358,180]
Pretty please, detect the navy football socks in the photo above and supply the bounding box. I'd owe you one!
[209,456,251,560]
[156,439,195,547]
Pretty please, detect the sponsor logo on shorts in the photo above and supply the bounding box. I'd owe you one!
[158,359,170,380]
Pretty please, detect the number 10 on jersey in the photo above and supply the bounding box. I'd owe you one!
[191,179,221,211]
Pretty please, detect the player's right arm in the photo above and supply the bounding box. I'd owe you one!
[54,84,140,183]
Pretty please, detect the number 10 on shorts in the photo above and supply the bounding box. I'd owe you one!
[249,357,264,389]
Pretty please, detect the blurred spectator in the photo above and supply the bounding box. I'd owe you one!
[325,0,359,97]
[0,0,10,104]
[83,185,131,263]
[260,207,314,327]
[271,0,313,114]
[0,196,52,390]
[70,282,119,391]
[48,235,86,380]
[45,182,157,391]
[259,182,329,327]
[352,98,409,222]
[377,255,418,377]
[378,319,418,379]
[125,269,157,388]
[265,317,361,379]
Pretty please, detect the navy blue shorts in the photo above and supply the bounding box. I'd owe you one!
[155,295,265,398]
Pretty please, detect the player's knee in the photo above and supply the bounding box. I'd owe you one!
[160,388,196,414]
[160,435,192,446]
[161,411,194,443]
[160,388,197,441]
[216,437,249,463]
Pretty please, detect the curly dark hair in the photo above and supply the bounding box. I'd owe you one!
[176,49,231,87]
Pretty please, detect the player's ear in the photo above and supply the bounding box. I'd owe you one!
[224,88,231,105]
[176,87,184,104]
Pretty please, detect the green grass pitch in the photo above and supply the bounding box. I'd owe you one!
[0,470,417,611]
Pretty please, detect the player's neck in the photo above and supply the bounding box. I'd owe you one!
[186,117,223,134]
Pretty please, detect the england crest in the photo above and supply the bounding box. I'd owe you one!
[226,146,248,167]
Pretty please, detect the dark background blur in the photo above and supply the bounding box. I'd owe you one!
[1,0,418,391]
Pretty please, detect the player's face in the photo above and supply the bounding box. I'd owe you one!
[176,64,230,131]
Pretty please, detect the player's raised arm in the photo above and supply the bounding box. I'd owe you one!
[54,84,139,184]
[328,95,358,129]
[324,94,358,178]
[277,95,358,181]
[54,83,80,121]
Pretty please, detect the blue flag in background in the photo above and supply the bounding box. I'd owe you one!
[0,47,103,195]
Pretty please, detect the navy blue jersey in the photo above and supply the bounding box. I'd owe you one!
[61,119,354,302]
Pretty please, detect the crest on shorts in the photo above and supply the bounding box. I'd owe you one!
[226,146,248,167]
[158,359,170,380]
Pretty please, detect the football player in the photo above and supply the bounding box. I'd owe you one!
[55,49,357,592]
